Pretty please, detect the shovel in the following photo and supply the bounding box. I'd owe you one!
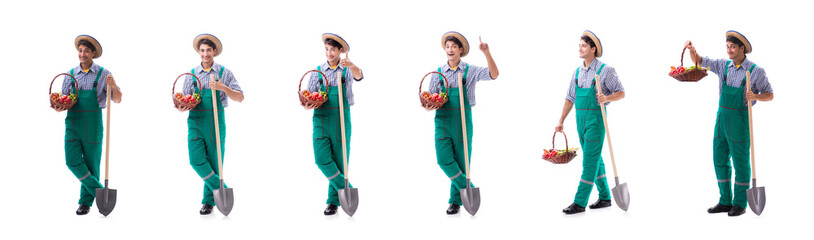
[95,84,117,216]
[210,75,234,216]
[457,72,480,216]
[335,59,359,216]
[744,71,766,216]
[596,74,630,211]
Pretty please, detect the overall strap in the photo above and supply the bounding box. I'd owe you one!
[218,66,225,80]
[341,67,347,83]
[191,68,199,92]
[574,67,580,83]
[462,64,470,84]
[723,60,732,82]
[93,67,104,89]
[437,67,446,92]
[592,63,606,87]
[317,65,325,89]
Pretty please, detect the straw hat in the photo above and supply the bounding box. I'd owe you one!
[193,34,223,56]
[582,30,603,58]
[75,35,103,59]
[442,31,469,57]
[726,30,752,54]
[322,33,349,53]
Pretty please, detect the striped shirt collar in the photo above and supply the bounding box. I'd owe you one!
[727,57,753,71]
[73,62,101,74]
[580,58,603,72]
[320,61,344,71]
[442,61,468,72]
[195,62,223,74]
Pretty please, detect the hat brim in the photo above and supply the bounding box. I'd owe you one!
[582,30,602,58]
[322,33,349,53]
[75,35,103,59]
[726,31,752,54]
[193,34,223,57]
[442,31,469,57]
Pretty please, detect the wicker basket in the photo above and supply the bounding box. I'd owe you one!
[172,73,202,109]
[298,70,329,108]
[669,47,709,82]
[49,73,79,110]
[418,71,449,109]
[543,131,578,164]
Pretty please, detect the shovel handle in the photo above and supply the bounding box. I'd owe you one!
[746,71,757,181]
[104,84,111,181]
[211,75,225,184]
[595,74,619,178]
[337,72,349,180]
[458,72,471,180]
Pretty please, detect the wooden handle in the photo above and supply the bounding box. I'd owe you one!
[596,74,619,178]
[210,75,224,182]
[104,85,111,181]
[746,71,757,180]
[458,72,471,180]
[337,73,349,180]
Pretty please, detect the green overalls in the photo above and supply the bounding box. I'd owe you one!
[434,65,476,205]
[312,65,353,206]
[572,64,612,208]
[187,67,228,206]
[64,68,106,206]
[713,61,757,209]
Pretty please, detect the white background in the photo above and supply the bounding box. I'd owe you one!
[2,0,811,239]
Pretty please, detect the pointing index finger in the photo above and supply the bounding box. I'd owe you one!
[479,36,483,44]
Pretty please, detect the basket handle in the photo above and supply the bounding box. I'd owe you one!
[419,71,449,97]
[50,73,78,95]
[299,70,328,93]
[680,47,701,68]
[172,73,202,96]
[551,131,569,150]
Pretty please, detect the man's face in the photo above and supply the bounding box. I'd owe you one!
[325,44,342,63]
[726,41,745,60]
[445,41,463,61]
[579,40,595,59]
[77,45,94,65]
[198,43,217,65]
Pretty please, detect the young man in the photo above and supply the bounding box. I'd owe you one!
[53,35,122,215]
[178,34,244,215]
[303,33,364,215]
[555,30,625,214]
[685,30,773,217]
[427,31,499,215]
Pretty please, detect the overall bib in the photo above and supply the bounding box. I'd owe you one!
[712,62,756,209]
[434,65,475,205]
[572,64,611,207]
[187,67,227,206]
[313,66,353,206]
[65,68,105,206]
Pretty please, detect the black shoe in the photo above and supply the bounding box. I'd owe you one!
[446,203,460,215]
[76,204,90,215]
[707,203,732,214]
[199,204,213,215]
[728,206,746,216]
[324,204,338,215]
[563,203,585,214]
[589,199,612,209]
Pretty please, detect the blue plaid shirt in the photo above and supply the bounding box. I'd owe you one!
[701,57,773,106]
[61,62,115,109]
[183,62,243,108]
[306,62,363,106]
[429,61,495,107]
[565,59,624,106]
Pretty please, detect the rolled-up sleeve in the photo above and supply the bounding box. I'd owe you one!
[700,57,727,75]
[469,64,494,82]
[599,67,624,96]
[750,66,772,94]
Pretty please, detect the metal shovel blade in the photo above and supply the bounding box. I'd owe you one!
[213,185,234,216]
[611,177,630,211]
[338,180,359,216]
[746,180,766,215]
[94,182,117,217]
[460,180,480,215]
